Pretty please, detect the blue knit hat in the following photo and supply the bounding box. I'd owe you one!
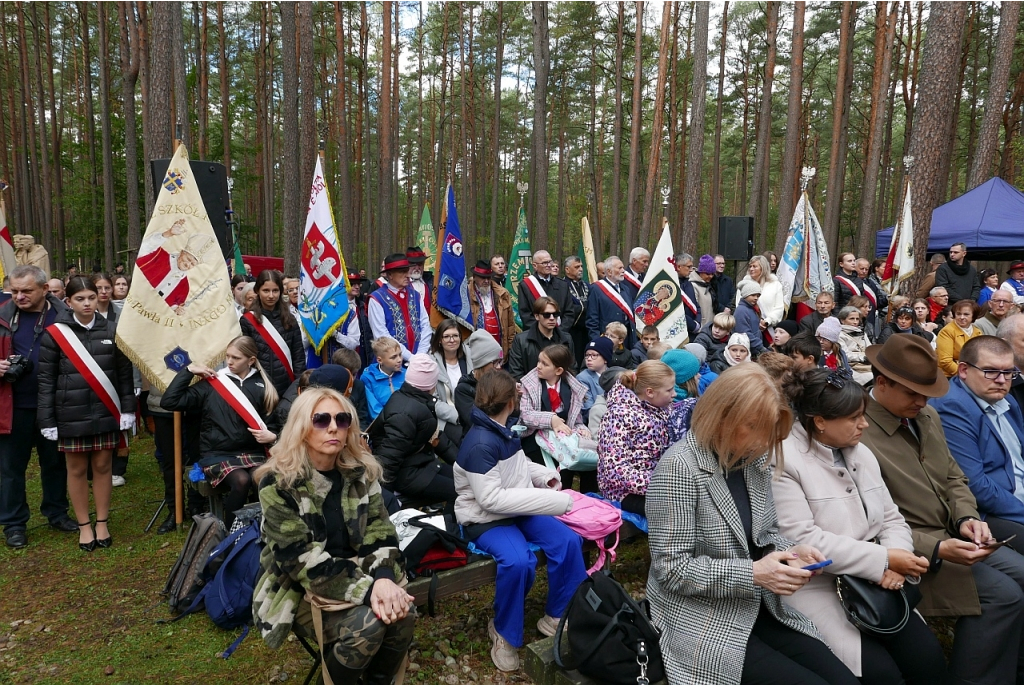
[586,337,615,364]
[662,349,701,400]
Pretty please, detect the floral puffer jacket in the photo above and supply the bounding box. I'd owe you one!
[597,382,671,502]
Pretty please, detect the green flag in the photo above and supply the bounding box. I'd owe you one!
[232,223,245,276]
[416,203,437,273]
[505,204,532,328]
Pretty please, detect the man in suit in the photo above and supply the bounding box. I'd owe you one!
[516,249,576,335]
[675,252,701,339]
[623,247,649,294]
[861,333,1024,685]
[998,314,1024,410]
[932,336,1024,553]
[562,255,590,363]
[586,256,637,349]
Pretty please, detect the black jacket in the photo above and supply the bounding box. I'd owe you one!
[161,367,280,459]
[368,383,461,494]
[517,274,578,335]
[239,308,306,395]
[507,324,576,380]
[876,321,934,345]
[454,374,478,433]
[37,308,136,438]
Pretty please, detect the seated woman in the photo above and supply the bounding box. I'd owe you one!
[646,364,857,685]
[455,329,505,433]
[430,318,471,428]
[878,306,934,344]
[936,299,981,377]
[368,354,461,510]
[836,306,873,386]
[161,336,280,528]
[597,360,675,515]
[774,367,944,684]
[518,344,595,493]
[253,388,414,684]
[453,370,585,672]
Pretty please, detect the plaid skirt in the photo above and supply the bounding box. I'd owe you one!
[201,453,266,488]
[59,430,121,453]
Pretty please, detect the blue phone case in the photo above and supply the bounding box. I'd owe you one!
[801,559,833,571]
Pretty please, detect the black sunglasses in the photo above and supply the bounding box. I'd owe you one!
[540,311,560,318]
[311,412,353,430]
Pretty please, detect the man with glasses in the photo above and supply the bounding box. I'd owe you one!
[978,290,1016,336]
[936,242,981,303]
[516,250,576,334]
[932,336,1024,556]
[586,256,638,349]
[929,286,950,322]
[711,254,734,314]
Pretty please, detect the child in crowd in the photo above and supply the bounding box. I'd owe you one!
[331,347,371,427]
[684,342,718,394]
[661,349,701,443]
[978,268,999,305]
[799,291,834,333]
[772,320,799,352]
[693,312,734,373]
[604,322,636,369]
[360,337,406,419]
[577,337,613,413]
[646,342,671,360]
[725,333,752,366]
[786,332,822,371]
[597,360,675,515]
[756,350,796,387]
[455,329,506,432]
[733,281,767,358]
[936,298,981,377]
[836,306,873,385]
[588,367,627,437]
[814,317,852,373]
[631,325,660,366]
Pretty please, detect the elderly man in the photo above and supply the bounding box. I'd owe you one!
[712,254,735,314]
[469,260,516,357]
[586,256,637,348]
[674,252,701,338]
[936,242,981,303]
[46,278,65,301]
[856,257,887,335]
[977,289,1016,336]
[516,249,576,334]
[367,253,432,361]
[1002,260,1024,307]
[932,336,1024,554]
[998,314,1024,410]
[405,246,433,312]
[489,254,507,288]
[563,255,590,362]
[861,333,1024,685]
[623,247,650,294]
[915,252,948,299]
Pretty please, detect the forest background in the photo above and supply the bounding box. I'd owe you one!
[1,1,1020,291]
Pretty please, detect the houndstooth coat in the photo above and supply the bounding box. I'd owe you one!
[646,431,824,685]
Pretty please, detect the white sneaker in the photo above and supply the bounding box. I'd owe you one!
[488,618,519,672]
[111,476,126,487]
[537,614,560,637]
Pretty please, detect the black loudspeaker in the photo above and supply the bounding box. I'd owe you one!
[150,159,232,261]
[718,216,754,261]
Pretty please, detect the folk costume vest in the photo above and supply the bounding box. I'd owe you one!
[369,285,422,354]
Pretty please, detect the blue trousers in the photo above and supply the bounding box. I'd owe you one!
[474,515,587,648]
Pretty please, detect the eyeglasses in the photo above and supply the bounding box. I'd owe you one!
[963,362,1020,380]
[441,334,461,341]
[539,311,560,319]
[311,412,353,430]
[991,299,1014,306]
[826,367,853,389]
[934,293,949,299]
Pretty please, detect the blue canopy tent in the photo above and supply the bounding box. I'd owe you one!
[875,177,1024,259]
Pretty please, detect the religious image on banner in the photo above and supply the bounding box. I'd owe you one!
[436,184,472,327]
[116,144,241,392]
[506,202,532,328]
[634,220,688,347]
[778,168,833,312]
[298,156,350,352]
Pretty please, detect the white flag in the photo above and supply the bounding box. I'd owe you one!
[633,221,689,348]
[883,182,915,295]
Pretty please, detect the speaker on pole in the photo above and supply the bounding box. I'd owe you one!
[149,159,232,261]
[718,216,754,261]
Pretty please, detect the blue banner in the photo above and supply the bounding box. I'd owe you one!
[436,184,472,326]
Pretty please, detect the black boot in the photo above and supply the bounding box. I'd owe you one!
[361,645,410,685]
[322,655,365,685]
[156,511,177,535]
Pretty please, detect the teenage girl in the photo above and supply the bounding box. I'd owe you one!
[239,270,305,394]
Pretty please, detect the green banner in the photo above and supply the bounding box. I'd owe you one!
[415,203,437,273]
[505,204,532,328]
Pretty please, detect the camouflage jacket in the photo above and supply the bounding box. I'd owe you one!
[252,466,404,649]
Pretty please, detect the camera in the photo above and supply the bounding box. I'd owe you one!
[4,355,33,384]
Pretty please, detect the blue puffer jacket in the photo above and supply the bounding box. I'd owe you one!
[734,299,766,357]
[359,363,406,419]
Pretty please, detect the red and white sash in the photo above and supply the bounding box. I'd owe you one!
[594,280,635,323]
[834,275,861,297]
[47,323,122,422]
[244,312,294,381]
[207,369,267,431]
[680,288,699,316]
[622,271,643,292]
[862,282,878,308]
[522,275,547,300]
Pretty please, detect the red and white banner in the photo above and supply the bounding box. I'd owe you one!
[47,323,122,421]
[208,369,267,431]
[244,312,294,381]
[0,199,16,282]
[594,280,635,324]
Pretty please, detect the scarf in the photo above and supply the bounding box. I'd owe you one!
[945,256,972,277]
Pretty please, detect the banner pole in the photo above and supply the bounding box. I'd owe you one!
[174,411,183,528]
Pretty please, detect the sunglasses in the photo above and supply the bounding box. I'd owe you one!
[311,412,353,430]
[540,311,560,319]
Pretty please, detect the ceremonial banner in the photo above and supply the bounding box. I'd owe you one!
[0,188,15,281]
[116,144,241,392]
[633,220,688,348]
[416,204,437,273]
[778,187,833,313]
[578,216,598,283]
[436,184,472,327]
[882,180,915,296]
[298,156,350,353]
[506,203,532,328]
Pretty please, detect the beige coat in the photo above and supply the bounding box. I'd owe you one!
[773,423,914,676]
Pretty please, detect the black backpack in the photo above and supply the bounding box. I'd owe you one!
[163,513,227,614]
[553,570,665,685]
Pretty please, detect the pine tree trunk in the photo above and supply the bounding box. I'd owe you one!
[488,3,504,255]
[335,2,354,260]
[610,3,624,256]
[709,1,729,254]
[967,0,1020,189]
[280,3,299,263]
[531,1,549,249]
[97,3,117,269]
[640,2,672,248]
[30,4,54,257]
[823,2,854,259]
[380,0,394,257]
[218,1,230,171]
[625,1,644,251]
[198,2,208,159]
[295,1,315,275]
[681,2,709,250]
[774,2,805,256]
[118,1,142,261]
[749,1,777,251]
[907,2,968,292]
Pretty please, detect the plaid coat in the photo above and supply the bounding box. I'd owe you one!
[646,431,823,685]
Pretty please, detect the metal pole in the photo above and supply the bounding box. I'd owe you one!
[174,411,183,527]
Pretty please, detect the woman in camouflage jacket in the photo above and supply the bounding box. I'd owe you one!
[252,387,414,684]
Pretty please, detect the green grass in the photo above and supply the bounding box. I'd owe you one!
[0,433,653,684]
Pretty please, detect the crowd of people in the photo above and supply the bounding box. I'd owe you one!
[7,239,1024,683]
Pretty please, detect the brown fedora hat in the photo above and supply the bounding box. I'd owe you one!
[865,334,949,398]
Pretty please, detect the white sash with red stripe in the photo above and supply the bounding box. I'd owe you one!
[862,282,878,308]
[680,289,699,316]
[47,323,122,421]
[622,271,643,292]
[523,275,547,300]
[244,312,294,381]
[594,280,635,323]
[208,369,267,431]
[834,275,861,298]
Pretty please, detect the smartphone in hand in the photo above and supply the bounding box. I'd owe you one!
[801,559,833,571]
[980,534,1017,549]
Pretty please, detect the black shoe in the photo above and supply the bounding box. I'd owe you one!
[156,513,177,535]
[49,517,79,533]
[78,522,95,552]
[4,529,27,549]
[94,518,112,548]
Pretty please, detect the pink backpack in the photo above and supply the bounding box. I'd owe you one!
[556,491,622,575]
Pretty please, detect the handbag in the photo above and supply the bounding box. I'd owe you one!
[536,429,598,472]
[835,574,921,635]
